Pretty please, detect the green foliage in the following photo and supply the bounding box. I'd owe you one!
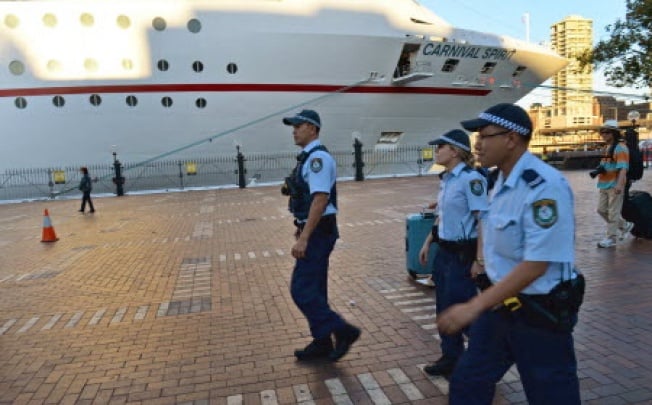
[579,0,652,88]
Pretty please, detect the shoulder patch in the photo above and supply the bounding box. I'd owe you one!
[469,179,484,196]
[532,199,557,228]
[310,157,323,173]
[522,169,545,189]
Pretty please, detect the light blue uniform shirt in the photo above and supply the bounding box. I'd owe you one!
[301,139,337,217]
[437,162,489,241]
[482,152,576,295]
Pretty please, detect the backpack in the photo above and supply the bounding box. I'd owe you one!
[624,127,644,181]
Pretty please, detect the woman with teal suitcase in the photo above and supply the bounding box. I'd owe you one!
[418,129,488,376]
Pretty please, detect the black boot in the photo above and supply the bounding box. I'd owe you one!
[294,338,333,361]
[329,324,361,361]
[424,355,458,376]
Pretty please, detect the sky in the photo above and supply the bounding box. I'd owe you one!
[420,0,647,107]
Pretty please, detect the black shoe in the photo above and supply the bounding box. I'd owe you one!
[329,324,361,361]
[424,356,458,376]
[294,338,333,361]
[90,210,95,213]
[78,209,84,213]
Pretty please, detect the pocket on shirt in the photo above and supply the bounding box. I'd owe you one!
[492,216,522,259]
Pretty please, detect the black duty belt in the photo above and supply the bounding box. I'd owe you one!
[294,214,336,231]
[438,239,477,253]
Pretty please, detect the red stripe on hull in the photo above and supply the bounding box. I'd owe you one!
[0,83,490,97]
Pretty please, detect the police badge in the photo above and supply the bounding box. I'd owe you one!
[532,199,557,228]
[470,179,484,196]
[310,158,323,173]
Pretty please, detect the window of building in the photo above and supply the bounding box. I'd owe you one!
[227,63,238,74]
[192,61,204,73]
[90,94,102,106]
[15,97,27,109]
[4,14,19,29]
[117,15,131,29]
[161,97,173,108]
[196,98,207,109]
[152,17,166,31]
[53,96,65,107]
[441,59,459,73]
[126,95,138,107]
[43,13,57,27]
[9,60,25,75]
[512,66,527,77]
[187,18,201,33]
[157,59,169,72]
[80,13,94,27]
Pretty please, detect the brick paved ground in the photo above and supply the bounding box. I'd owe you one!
[0,170,651,404]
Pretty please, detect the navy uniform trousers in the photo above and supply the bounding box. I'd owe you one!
[449,310,580,405]
[433,248,477,359]
[290,226,345,339]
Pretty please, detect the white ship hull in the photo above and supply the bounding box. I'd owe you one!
[0,0,567,171]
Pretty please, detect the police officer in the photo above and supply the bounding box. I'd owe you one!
[418,129,488,376]
[282,109,361,362]
[438,103,582,404]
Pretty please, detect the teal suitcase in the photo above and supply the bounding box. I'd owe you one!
[405,211,438,279]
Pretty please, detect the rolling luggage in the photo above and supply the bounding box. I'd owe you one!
[405,211,439,279]
[622,190,652,239]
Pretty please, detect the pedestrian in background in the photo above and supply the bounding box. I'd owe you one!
[78,166,95,214]
[418,129,488,376]
[594,120,633,248]
[438,103,583,404]
[281,109,361,362]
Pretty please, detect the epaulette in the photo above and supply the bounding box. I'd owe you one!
[462,165,472,173]
[521,169,545,189]
[438,171,446,180]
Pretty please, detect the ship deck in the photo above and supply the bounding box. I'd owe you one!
[1,171,651,403]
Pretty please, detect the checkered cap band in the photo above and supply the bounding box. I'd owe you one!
[479,112,530,135]
[297,116,320,128]
[440,135,470,152]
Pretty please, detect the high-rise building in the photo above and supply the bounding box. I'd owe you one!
[550,15,593,127]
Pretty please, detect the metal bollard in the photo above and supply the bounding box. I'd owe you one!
[235,145,247,189]
[112,152,125,196]
[353,138,365,181]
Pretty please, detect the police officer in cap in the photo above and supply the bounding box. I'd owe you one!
[418,129,488,376]
[438,103,582,404]
[282,109,361,362]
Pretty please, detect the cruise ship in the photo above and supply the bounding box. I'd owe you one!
[0,0,567,171]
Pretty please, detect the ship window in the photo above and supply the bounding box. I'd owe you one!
[90,94,102,106]
[152,17,167,31]
[480,62,496,74]
[84,58,98,72]
[512,65,527,77]
[53,96,65,108]
[378,131,403,145]
[122,59,134,70]
[192,61,204,73]
[441,59,459,73]
[117,15,131,29]
[196,98,207,109]
[187,19,201,33]
[157,59,169,72]
[161,97,173,108]
[15,97,27,109]
[80,13,94,27]
[227,63,238,74]
[47,60,62,72]
[43,13,57,28]
[126,95,138,107]
[4,14,19,29]
[9,60,25,75]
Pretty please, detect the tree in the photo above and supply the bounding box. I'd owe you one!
[579,0,652,89]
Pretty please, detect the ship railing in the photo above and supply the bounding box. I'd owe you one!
[0,145,431,202]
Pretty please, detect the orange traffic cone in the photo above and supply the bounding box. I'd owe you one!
[41,209,59,243]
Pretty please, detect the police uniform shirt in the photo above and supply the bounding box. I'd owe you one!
[482,151,576,295]
[301,140,337,217]
[437,162,489,241]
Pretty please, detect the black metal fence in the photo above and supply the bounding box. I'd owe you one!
[0,145,435,202]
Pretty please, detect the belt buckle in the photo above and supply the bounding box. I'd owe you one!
[503,297,522,311]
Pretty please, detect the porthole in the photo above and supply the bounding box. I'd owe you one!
[43,13,57,27]
[187,18,201,33]
[15,97,27,109]
[126,95,138,107]
[80,13,94,27]
[122,59,134,70]
[157,59,169,71]
[117,15,131,29]
[192,61,204,73]
[4,14,19,29]
[226,63,238,74]
[195,98,207,109]
[84,58,98,72]
[161,96,173,108]
[9,60,25,75]
[47,60,62,72]
[90,94,102,106]
[152,17,166,31]
[53,96,65,108]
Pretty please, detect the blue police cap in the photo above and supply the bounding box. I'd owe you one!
[461,103,532,136]
[429,129,471,152]
[283,109,321,128]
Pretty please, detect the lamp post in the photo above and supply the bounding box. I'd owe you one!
[112,147,125,196]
